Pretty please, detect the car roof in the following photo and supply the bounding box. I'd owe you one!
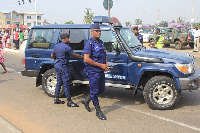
[31,24,115,30]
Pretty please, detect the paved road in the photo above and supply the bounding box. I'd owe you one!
[0,47,200,133]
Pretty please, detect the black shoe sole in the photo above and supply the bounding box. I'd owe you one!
[67,104,79,107]
[54,101,65,104]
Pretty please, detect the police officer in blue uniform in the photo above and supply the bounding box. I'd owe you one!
[51,33,83,107]
[133,26,143,44]
[82,23,109,120]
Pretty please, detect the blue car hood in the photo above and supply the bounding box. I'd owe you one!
[133,48,193,64]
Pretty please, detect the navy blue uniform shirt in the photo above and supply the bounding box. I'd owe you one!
[51,42,74,70]
[84,38,106,73]
[137,34,143,43]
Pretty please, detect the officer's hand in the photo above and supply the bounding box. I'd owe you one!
[105,67,110,71]
[100,64,109,71]
[148,44,151,46]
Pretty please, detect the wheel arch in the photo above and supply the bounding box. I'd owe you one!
[36,62,54,87]
[136,67,180,90]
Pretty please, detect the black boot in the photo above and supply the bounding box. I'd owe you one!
[95,104,106,120]
[81,95,91,112]
[54,97,65,104]
[67,98,79,107]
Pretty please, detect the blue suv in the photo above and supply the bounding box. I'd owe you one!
[21,16,200,110]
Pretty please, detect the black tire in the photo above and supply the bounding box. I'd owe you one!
[149,39,154,44]
[175,41,183,50]
[42,68,64,97]
[143,76,181,110]
[189,43,194,48]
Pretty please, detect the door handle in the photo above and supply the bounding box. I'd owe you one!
[32,54,39,58]
[111,60,124,63]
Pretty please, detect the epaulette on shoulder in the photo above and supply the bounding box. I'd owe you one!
[89,40,93,45]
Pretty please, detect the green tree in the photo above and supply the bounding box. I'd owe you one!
[197,23,200,28]
[159,21,168,27]
[125,21,131,27]
[64,21,74,24]
[171,20,176,23]
[135,19,142,25]
[83,8,94,24]
[177,16,184,23]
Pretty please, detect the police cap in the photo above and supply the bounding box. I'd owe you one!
[60,33,69,39]
[90,23,100,29]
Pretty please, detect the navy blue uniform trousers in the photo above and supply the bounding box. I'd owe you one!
[88,72,105,106]
[55,68,71,99]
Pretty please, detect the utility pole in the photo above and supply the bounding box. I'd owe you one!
[10,4,13,34]
[35,0,37,25]
[191,0,194,29]
[157,8,159,26]
[108,0,110,18]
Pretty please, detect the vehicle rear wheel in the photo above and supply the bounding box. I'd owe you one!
[42,68,64,97]
[189,43,194,48]
[175,41,183,50]
[143,76,181,110]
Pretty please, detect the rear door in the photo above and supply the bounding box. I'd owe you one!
[25,28,56,71]
[60,29,88,80]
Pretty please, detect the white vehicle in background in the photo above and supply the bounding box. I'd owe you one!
[139,30,154,43]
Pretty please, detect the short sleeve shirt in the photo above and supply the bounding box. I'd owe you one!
[137,34,143,43]
[84,37,106,73]
[19,33,24,40]
[51,42,74,69]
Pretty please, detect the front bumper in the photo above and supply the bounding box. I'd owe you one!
[21,69,39,77]
[179,68,200,90]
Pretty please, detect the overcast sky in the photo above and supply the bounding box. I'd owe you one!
[1,0,200,25]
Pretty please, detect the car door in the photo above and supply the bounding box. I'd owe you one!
[100,30,128,84]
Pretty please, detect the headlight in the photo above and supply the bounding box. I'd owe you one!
[175,63,194,74]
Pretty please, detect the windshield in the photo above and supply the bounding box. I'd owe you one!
[119,28,141,48]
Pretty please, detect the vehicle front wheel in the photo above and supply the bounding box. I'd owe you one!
[143,76,181,110]
[175,41,183,50]
[42,68,64,97]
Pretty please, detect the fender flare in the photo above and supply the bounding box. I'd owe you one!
[135,66,182,91]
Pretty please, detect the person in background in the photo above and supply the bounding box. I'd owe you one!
[19,30,24,45]
[148,28,163,49]
[24,28,29,40]
[51,33,83,107]
[3,30,8,48]
[6,31,11,48]
[133,26,143,44]
[0,41,7,73]
[192,26,200,52]
[14,29,19,50]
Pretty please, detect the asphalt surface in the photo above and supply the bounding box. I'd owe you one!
[0,44,200,133]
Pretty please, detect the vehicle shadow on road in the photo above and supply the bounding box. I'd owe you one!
[69,86,200,112]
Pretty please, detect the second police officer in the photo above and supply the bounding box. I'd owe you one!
[51,33,84,107]
[82,23,109,120]
[133,26,143,44]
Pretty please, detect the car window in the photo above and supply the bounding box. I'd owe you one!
[61,29,86,50]
[28,29,55,49]
[100,30,124,52]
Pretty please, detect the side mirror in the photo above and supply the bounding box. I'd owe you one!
[112,43,121,55]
